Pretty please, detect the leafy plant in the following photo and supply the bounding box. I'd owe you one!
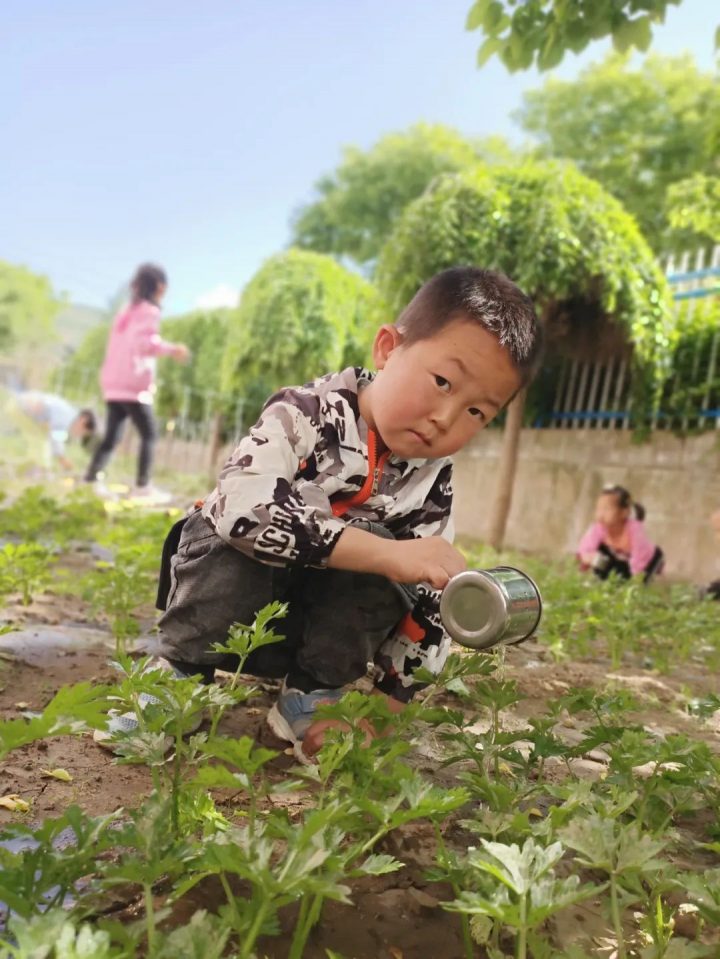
[561,813,668,959]
[0,542,55,606]
[442,838,597,959]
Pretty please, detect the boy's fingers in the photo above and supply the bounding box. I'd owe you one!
[301,717,377,758]
[427,566,451,590]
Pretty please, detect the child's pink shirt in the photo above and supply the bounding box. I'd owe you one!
[577,518,656,576]
[100,300,176,403]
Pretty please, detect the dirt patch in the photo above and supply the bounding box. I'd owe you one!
[2,617,720,956]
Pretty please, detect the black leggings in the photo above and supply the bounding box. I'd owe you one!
[592,542,665,585]
[85,401,157,487]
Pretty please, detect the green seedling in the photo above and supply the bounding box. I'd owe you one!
[686,693,720,719]
[0,909,123,959]
[413,650,498,705]
[682,868,720,929]
[95,509,181,555]
[606,730,720,831]
[101,654,233,837]
[560,812,668,959]
[173,802,354,959]
[0,806,120,922]
[442,838,597,959]
[99,793,195,957]
[0,542,56,606]
[523,715,573,783]
[0,486,106,550]
[0,681,113,760]
[209,600,288,737]
[634,892,717,959]
[426,841,477,959]
[152,909,233,959]
[81,543,159,652]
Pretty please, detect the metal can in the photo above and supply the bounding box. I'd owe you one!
[439,566,542,650]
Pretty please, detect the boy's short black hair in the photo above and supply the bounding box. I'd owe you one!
[396,267,543,384]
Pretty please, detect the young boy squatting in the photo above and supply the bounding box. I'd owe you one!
[148,268,541,762]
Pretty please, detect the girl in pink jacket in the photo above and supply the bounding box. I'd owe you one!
[85,264,189,494]
[578,484,664,584]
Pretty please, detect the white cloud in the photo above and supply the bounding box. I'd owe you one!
[193,284,239,310]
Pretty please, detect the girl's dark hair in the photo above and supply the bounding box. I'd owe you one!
[602,484,645,521]
[130,263,167,304]
[395,267,543,385]
[78,409,97,449]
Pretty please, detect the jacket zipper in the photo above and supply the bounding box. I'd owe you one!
[331,429,388,517]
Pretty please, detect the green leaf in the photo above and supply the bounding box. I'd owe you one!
[199,735,278,776]
[613,15,653,53]
[466,0,492,31]
[477,35,503,66]
[154,909,231,959]
[357,853,405,876]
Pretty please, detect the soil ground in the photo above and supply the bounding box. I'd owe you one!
[2,561,719,958]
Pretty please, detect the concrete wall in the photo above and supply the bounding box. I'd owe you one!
[452,429,720,582]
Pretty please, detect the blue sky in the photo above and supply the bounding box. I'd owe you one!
[2,0,717,316]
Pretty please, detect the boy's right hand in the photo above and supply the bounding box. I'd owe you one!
[328,526,466,589]
[381,536,467,589]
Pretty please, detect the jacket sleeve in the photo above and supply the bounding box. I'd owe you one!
[135,305,178,358]
[577,523,602,564]
[373,463,455,702]
[202,389,346,566]
[628,520,656,576]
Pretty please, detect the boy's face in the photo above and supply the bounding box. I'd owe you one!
[360,316,522,460]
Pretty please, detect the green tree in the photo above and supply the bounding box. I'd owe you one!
[376,161,673,546]
[54,322,109,402]
[155,309,230,424]
[222,249,377,425]
[465,0,689,71]
[0,261,62,373]
[515,53,719,253]
[667,173,720,243]
[291,123,517,267]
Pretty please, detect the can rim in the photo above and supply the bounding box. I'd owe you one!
[439,569,507,649]
[489,565,543,644]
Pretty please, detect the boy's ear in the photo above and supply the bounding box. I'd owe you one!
[372,325,403,369]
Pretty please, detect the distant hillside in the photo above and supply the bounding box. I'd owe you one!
[55,303,108,353]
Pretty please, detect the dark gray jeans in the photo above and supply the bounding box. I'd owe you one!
[157,509,415,692]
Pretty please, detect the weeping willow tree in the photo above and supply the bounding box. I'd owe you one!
[222,248,378,426]
[376,161,674,547]
[155,308,230,423]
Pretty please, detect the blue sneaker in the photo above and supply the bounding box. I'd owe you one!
[266,679,345,764]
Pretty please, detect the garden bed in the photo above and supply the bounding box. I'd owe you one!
[1,487,719,958]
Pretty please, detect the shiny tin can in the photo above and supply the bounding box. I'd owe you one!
[439,566,542,650]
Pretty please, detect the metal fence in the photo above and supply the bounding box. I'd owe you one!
[543,246,720,430]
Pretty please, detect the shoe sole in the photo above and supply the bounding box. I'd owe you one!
[266,704,313,765]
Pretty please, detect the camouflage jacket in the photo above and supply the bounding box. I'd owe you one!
[202,366,455,699]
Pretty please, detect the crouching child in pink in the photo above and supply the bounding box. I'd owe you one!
[578,484,664,584]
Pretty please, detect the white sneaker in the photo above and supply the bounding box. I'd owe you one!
[127,485,173,505]
[92,657,202,750]
[85,479,114,499]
